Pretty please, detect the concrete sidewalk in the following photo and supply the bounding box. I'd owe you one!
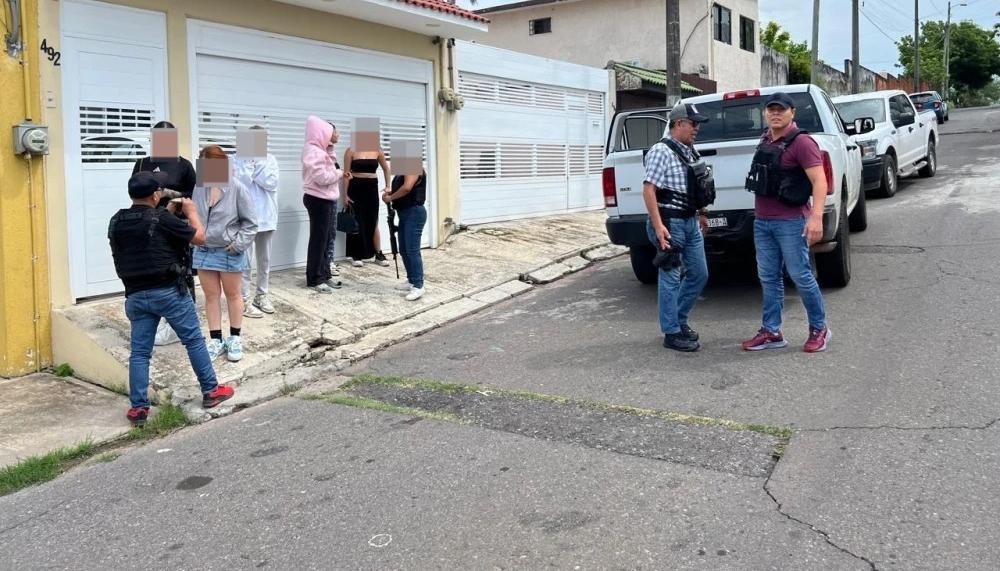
[52,210,623,422]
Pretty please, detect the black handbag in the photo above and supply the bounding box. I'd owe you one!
[336,205,359,235]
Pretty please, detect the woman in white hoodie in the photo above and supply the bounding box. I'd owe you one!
[301,116,346,293]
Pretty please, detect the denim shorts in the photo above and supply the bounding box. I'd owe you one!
[192,246,249,273]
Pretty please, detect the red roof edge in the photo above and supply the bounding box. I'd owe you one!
[394,0,490,24]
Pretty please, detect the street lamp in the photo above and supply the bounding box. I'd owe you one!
[943,1,968,100]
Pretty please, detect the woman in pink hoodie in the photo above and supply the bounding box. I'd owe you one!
[301,116,346,293]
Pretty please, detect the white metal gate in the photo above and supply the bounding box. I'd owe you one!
[457,41,609,225]
[61,0,168,299]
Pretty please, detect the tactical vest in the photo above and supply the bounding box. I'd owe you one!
[744,129,814,207]
[107,208,184,283]
[661,138,716,210]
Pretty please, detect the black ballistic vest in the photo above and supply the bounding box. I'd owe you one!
[745,129,814,207]
[660,138,716,211]
[108,208,185,283]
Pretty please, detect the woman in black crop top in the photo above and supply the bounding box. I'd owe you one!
[343,145,391,267]
[383,169,427,301]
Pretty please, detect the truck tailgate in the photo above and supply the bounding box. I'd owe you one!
[696,139,758,211]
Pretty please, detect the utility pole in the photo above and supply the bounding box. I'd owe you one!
[811,0,821,84]
[943,1,952,97]
[914,0,921,91]
[665,0,682,107]
[852,0,860,93]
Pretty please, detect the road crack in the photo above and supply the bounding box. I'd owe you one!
[763,473,878,570]
[800,416,1000,432]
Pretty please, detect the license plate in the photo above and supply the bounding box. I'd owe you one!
[706,217,728,228]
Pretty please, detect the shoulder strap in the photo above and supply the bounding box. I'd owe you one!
[660,138,696,164]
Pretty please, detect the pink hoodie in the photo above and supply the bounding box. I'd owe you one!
[301,115,343,201]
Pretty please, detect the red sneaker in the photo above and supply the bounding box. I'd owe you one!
[203,384,235,408]
[803,327,832,353]
[126,407,149,427]
[741,328,788,351]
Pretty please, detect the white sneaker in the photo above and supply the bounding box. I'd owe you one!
[225,335,243,362]
[243,298,264,319]
[253,293,275,314]
[352,259,364,268]
[405,287,425,302]
[326,278,343,289]
[206,338,226,361]
[395,282,413,292]
[329,264,341,277]
[153,319,181,346]
[375,256,391,268]
[310,283,334,294]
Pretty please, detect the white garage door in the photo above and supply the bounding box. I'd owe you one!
[61,1,168,299]
[457,41,609,225]
[189,21,435,271]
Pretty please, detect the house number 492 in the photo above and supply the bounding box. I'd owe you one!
[40,39,61,66]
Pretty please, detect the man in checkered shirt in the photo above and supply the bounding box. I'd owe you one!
[643,102,712,352]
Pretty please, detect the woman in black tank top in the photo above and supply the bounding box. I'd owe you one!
[383,169,427,301]
[343,146,391,267]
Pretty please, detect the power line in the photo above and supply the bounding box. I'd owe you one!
[861,8,904,42]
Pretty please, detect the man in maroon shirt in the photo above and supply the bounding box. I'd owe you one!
[741,92,832,353]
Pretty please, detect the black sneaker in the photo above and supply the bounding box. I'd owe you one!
[663,333,700,352]
[680,324,699,342]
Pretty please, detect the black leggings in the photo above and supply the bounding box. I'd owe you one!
[303,193,334,286]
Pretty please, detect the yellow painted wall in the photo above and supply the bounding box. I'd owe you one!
[39,0,459,307]
[0,0,51,376]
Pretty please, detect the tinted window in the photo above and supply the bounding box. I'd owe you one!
[693,92,823,143]
[835,99,886,123]
[909,93,938,104]
[616,114,667,151]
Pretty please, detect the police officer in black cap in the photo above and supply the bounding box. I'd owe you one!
[642,101,716,352]
[109,171,234,427]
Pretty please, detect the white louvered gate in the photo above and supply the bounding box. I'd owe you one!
[61,1,169,299]
[189,21,434,270]
[456,42,609,225]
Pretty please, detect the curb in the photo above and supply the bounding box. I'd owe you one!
[177,242,627,423]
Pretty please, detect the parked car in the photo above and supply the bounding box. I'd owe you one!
[909,91,948,123]
[834,90,939,198]
[603,84,874,288]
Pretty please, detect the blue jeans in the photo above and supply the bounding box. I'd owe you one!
[645,216,709,335]
[754,218,827,332]
[397,205,427,289]
[125,286,219,409]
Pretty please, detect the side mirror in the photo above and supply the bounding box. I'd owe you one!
[853,117,876,135]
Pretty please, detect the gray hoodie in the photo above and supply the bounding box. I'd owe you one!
[192,179,258,253]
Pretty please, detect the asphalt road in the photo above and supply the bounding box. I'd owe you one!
[1,117,998,570]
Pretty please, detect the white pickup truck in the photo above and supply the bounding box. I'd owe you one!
[603,84,875,287]
[832,90,938,198]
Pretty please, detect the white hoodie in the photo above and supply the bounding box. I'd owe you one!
[234,154,280,232]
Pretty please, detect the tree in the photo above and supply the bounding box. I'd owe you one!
[760,21,812,84]
[898,20,1000,97]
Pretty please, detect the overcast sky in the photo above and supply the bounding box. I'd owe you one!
[460,0,1000,75]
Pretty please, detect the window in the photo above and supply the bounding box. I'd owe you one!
[529,17,552,35]
[693,92,823,144]
[713,4,731,44]
[616,115,667,152]
[739,16,755,52]
[835,98,887,124]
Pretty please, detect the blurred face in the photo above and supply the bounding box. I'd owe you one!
[766,104,795,131]
[329,127,339,146]
[671,118,700,145]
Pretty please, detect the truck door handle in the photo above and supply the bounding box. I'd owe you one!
[908,127,914,132]
[846,145,857,150]
[919,123,924,127]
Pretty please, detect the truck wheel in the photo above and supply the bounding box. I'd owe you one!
[816,202,852,288]
[629,245,658,285]
[918,140,937,178]
[879,154,897,198]
[848,186,868,232]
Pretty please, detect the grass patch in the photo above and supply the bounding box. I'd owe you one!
[126,403,189,441]
[0,441,96,497]
[95,452,121,464]
[341,374,794,439]
[279,384,299,397]
[304,393,462,423]
[53,363,74,377]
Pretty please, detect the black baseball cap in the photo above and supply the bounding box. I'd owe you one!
[669,102,709,123]
[764,92,796,109]
[128,171,169,198]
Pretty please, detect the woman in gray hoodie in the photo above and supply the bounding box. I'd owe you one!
[191,145,258,362]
